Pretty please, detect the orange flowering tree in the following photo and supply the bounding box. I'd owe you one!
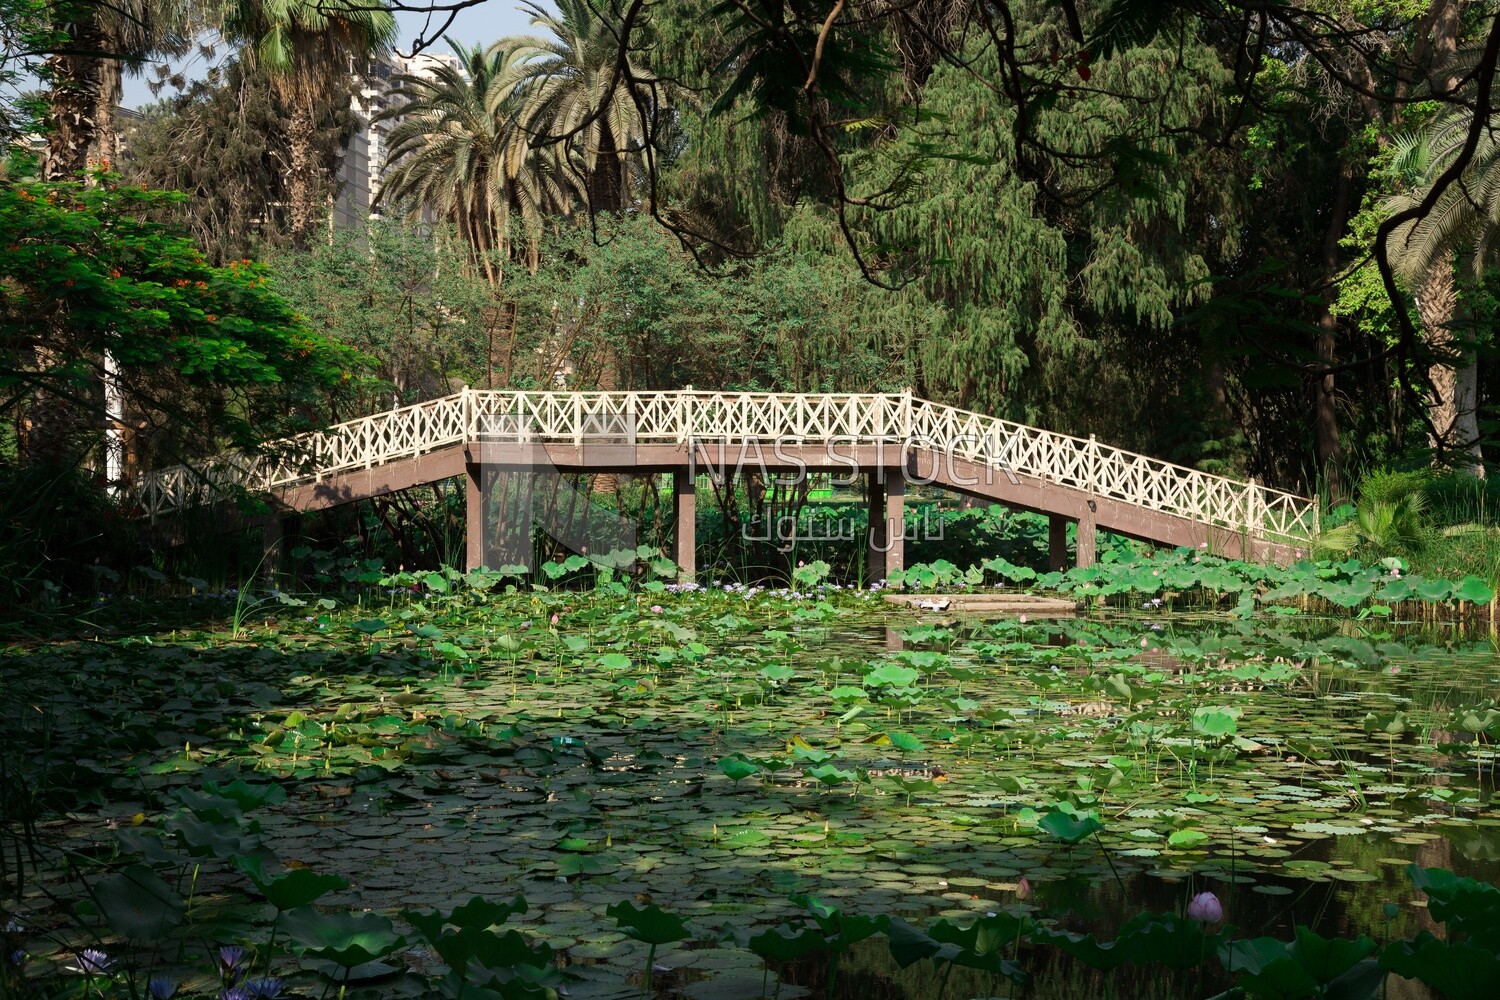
[0,167,371,465]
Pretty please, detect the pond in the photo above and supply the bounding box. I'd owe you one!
[3,583,1498,998]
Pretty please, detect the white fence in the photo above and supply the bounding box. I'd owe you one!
[134,389,1317,540]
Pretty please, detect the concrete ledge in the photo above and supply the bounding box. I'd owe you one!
[885,593,1081,617]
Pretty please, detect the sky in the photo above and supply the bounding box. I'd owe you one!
[117,3,544,108]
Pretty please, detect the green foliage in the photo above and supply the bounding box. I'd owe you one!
[91,864,184,941]
[503,213,901,392]
[272,218,494,405]
[890,546,1497,614]
[122,59,350,262]
[0,173,366,459]
[0,463,143,605]
[376,39,574,275]
[0,0,52,146]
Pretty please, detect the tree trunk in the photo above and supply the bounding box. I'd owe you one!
[43,13,104,181]
[1416,256,1484,474]
[34,9,101,460]
[589,117,625,213]
[287,100,319,249]
[91,56,122,169]
[1413,0,1483,475]
[1314,160,1352,501]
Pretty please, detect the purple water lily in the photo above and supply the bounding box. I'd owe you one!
[75,949,112,975]
[147,974,178,999]
[244,977,285,999]
[215,945,250,980]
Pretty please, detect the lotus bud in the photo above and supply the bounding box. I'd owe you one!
[1016,876,1033,902]
[1187,891,1223,924]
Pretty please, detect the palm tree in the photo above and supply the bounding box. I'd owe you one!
[511,0,652,214]
[40,0,203,180]
[226,0,397,248]
[1385,106,1500,476]
[375,40,578,285]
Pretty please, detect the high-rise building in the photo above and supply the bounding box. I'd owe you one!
[332,50,462,230]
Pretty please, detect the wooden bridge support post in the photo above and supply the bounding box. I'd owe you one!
[465,461,484,571]
[1048,515,1068,572]
[1076,503,1097,568]
[886,470,906,579]
[260,515,296,582]
[866,469,905,582]
[260,518,281,582]
[673,468,696,583]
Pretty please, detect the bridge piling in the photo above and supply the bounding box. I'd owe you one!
[673,468,696,583]
[1048,516,1068,572]
[465,461,484,571]
[1076,504,1097,568]
[866,468,906,583]
[259,514,296,582]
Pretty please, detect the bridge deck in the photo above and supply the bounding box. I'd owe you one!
[135,390,1318,578]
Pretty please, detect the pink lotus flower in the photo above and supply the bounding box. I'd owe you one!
[550,613,559,627]
[1016,876,1033,902]
[1187,891,1222,924]
[650,605,663,614]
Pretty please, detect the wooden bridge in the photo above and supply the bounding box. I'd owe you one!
[135,389,1318,579]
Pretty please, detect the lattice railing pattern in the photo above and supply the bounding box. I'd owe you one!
[134,394,470,516]
[135,389,1317,540]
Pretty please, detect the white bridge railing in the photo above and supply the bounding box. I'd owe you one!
[134,389,1318,540]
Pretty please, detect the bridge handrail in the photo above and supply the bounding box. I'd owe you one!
[133,388,1317,540]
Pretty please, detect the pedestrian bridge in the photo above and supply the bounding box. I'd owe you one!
[134,389,1318,578]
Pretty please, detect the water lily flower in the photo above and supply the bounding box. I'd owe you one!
[1016,876,1033,902]
[650,605,663,613]
[148,974,178,999]
[221,988,252,1000]
[8,950,24,968]
[75,949,112,975]
[216,945,249,980]
[1187,891,1223,924]
[244,977,285,999]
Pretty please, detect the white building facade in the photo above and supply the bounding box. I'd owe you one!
[333,50,462,231]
